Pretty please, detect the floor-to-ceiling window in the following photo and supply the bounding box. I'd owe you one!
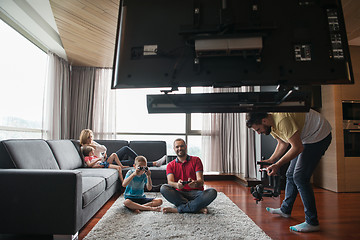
[0,18,207,158]
[0,19,47,140]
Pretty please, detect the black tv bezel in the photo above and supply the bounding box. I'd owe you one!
[111,0,354,90]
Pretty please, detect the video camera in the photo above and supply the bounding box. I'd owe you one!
[250,160,281,204]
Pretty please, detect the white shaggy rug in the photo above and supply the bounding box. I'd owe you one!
[84,192,271,240]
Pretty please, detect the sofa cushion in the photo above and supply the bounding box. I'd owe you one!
[129,141,166,163]
[78,168,119,190]
[1,139,59,169]
[47,140,83,170]
[95,140,129,159]
[82,177,106,208]
[148,165,167,179]
[0,141,16,169]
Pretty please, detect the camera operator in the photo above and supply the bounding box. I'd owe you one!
[246,109,332,232]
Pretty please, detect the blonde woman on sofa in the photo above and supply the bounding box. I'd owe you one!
[79,129,167,167]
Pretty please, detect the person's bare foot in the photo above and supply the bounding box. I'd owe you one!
[162,207,178,213]
[133,209,141,214]
[154,155,167,167]
[199,208,208,214]
[121,165,130,169]
[151,207,162,212]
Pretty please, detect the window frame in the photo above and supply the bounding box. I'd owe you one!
[114,87,202,143]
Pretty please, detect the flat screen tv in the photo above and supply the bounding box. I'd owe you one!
[111,0,354,90]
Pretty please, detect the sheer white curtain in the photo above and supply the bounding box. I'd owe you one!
[202,87,257,178]
[42,52,71,140]
[92,68,117,139]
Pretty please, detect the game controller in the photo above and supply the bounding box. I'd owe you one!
[137,166,148,172]
[181,180,191,185]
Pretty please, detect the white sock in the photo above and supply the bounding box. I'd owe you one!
[266,207,291,218]
[155,155,167,166]
[290,222,320,232]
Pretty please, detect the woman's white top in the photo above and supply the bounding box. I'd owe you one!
[92,141,107,157]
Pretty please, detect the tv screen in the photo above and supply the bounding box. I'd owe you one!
[111,0,353,89]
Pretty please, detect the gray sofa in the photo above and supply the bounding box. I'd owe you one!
[0,139,167,238]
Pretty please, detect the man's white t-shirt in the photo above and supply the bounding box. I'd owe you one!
[301,109,332,144]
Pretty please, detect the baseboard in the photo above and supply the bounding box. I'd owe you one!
[204,172,261,187]
[53,232,78,240]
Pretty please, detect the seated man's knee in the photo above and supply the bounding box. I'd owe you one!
[207,188,218,199]
[160,184,171,194]
[161,184,176,195]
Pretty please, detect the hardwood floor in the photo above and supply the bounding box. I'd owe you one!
[79,180,360,240]
[204,181,360,240]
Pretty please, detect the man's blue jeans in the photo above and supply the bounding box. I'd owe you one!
[280,133,332,226]
[160,184,217,213]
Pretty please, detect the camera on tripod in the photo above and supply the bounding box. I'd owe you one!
[250,160,281,204]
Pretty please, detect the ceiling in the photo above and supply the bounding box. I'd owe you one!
[48,0,360,68]
[342,0,360,45]
[49,0,119,67]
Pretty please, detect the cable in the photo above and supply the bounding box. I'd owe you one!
[151,183,164,188]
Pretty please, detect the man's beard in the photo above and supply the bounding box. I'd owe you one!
[264,125,272,135]
[176,150,186,157]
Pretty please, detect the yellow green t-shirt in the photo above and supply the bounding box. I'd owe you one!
[270,112,306,143]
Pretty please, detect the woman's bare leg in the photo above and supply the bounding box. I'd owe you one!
[109,164,123,182]
[108,153,129,168]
